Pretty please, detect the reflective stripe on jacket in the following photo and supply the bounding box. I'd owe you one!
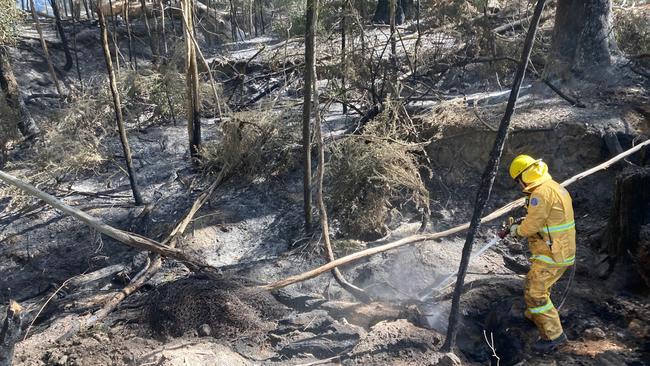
[516,179,576,266]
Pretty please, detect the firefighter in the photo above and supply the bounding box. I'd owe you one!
[507,155,576,353]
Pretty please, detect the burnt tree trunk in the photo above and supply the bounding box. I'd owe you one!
[543,0,617,81]
[442,0,548,351]
[0,301,24,366]
[340,1,347,114]
[599,167,650,289]
[302,0,316,231]
[373,0,412,25]
[29,0,65,97]
[0,47,40,138]
[98,5,144,206]
[124,0,137,70]
[140,0,159,64]
[182,0,202,159]
[49,0,74,71]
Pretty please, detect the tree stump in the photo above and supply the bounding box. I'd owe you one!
[0,300,24,366]
[599,167,650,289]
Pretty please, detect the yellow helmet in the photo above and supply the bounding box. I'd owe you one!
[509,155,550,185]
[509,155,539,179]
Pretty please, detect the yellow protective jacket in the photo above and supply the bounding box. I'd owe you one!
[516,178,576,267]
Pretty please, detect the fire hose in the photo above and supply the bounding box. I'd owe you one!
[418,218,575,311]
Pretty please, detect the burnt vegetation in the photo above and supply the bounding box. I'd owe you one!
[0,0,649,365]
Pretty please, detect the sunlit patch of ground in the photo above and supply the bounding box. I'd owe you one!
[562,339,628,358]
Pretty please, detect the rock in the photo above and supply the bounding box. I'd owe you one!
[320,300,404,328]
[627,319,649,338]
[584,327,606,340]
[436,352,461,366]
[197,324,212,337]
[122,352,135,364]
[142,342,250,365]
[273,288,326,311]
[279,318,363,358]
[56,355,68,366]
[276,310,334,335]
[280,334,358,358]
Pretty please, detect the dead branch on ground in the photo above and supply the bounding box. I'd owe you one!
[261,138,650,291]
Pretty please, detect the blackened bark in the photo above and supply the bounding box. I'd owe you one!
[0,301,24,366]
[182,0,201,159]
[302,0,316,230]
[341,1,347,114]
[442,0,548,351]
[98,6,144,206]
[29,0,65,97]
[50,0,74,71]
[599,167,650,288]
[544,0,617,80]
[373,0,412,25]
[0,47,40,138]
[140,0,159,64]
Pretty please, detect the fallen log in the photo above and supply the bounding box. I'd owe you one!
[261,138,650,291]
[0,170,203,266]
[492,13,553,34]
[85,170,228,327]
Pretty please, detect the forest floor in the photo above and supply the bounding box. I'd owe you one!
[1,14,650,366]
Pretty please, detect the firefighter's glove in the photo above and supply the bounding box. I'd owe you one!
[509,224,519,237]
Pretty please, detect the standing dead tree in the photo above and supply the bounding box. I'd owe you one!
[302,0,317,230]
[0,47,40,138]
[49,0,74,71]
[340,0,347,114]
[124,0,137,70]
[442,0,549,351]
[182,0,202,159]
[599,166,650,286]
[139,0,159,63]
[544,0,617,80]
[29,0,65,97]
[98,3,144,206]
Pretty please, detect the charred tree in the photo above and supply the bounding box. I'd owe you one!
[69,0,84,89]
[599,167,650,288]
[302,0,317,231]
[340,1,347,114]
[442,0,549,351]
[543,0,617,81]
[29,0,65,97]
[0,301,24,366]
[0,47,40,138]
[124,0,137,70]
[373,0,413,25]
[140,0,159,63]
[98,5,144,206]
[49,0,74,71]
[182,0,202,158]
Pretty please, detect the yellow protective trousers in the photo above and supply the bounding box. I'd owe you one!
[524,262,568,340]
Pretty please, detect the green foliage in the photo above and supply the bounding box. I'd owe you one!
[0,0,22,45]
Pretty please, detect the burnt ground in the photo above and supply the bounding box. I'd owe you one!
[1,16,650,366]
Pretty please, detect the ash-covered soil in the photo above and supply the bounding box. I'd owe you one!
[1,15,649,366]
